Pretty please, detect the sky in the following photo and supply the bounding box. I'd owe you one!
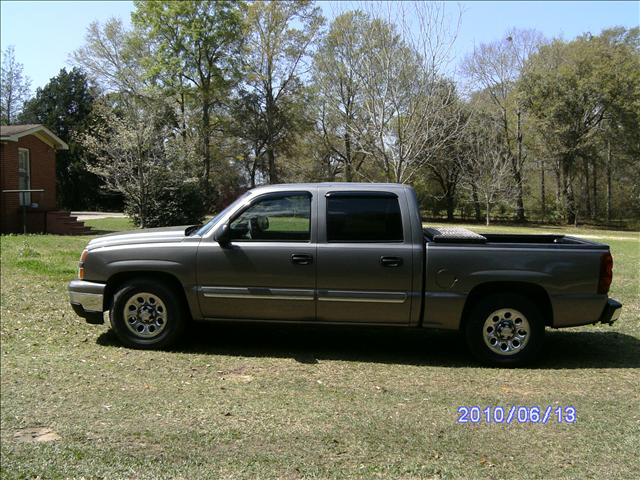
[1,0,638,91]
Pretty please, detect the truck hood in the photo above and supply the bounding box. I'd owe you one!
[87,225,191,250]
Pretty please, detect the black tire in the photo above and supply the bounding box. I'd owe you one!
[464,293,544,367]
[110,278,186,349]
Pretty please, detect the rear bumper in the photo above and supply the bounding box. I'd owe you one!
[68,280,106,324]
[598,298,622,325]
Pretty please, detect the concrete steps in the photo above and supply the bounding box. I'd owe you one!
[46,211,92,235]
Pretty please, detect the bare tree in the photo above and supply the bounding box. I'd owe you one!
[459,118,520,225]
[462,28,546,221]
[72,18,198,173]
[423,93,471,220]
[71,19,148,95]
[352,1,463,183]
[0,46,31,124]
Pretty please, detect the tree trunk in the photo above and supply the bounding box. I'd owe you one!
[445,192,455,221]
[472,184,482,222]
[511,160,526,222]
[583,156,591,219]
[180,90,187,144]
[592,157,597,220]
[513,109,526,222]
[562,157,576,224]
[485,199,491,226]
[606,140,612,222]
[201,97,211,196]
[250,146,259,188]
[265,75,278,184]
[266,147,277,184]
[554,158,562,209]
[540,157,546,220]
[344,130,353,182]
[138,160,145,228]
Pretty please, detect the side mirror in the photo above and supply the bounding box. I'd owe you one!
[214,223,231,245]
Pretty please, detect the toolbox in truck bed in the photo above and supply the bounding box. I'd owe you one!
[423,227,487,244]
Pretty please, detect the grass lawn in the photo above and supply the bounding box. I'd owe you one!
[1,218,638,479]
[86,216,135,234]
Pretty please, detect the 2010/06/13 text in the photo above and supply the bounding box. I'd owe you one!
[457,406,577,424]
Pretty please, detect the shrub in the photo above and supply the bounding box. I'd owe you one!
[126,180,207,228]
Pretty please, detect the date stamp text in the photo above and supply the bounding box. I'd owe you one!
[457,405,576,424]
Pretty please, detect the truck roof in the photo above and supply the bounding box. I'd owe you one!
[248,182,414,194]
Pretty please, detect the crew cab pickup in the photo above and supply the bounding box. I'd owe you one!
[68,183,622,366]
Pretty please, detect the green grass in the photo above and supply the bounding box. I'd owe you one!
[268,215,310,232]
[84,216,135,234]
[1,219,639,479]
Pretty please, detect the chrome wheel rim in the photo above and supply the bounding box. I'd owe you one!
[482,308,530,356]
[123,292,167,339]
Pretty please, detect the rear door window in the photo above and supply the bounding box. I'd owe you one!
[326,194,403,242]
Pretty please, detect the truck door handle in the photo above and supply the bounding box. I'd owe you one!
[291,254,313,265]
[380,256,402,267]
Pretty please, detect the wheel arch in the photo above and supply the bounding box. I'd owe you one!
[460,281,553,329]
[103,271,192,320]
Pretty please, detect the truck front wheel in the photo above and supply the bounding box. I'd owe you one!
[110,279,186,349]
[464,293,544,367]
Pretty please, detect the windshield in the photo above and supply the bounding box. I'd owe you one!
[193,191,251,236]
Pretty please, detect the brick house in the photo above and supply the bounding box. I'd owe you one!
[1,124,89,234]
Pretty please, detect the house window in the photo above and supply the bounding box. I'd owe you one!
[18,148,31,206]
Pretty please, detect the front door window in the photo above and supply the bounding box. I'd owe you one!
[229,194,311,242]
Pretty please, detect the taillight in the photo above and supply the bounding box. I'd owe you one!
[598,252,613,294]
[78,249,88,280]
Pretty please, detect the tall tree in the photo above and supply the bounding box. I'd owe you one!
[132,0,245,196]
[458,113,520,226]
[227,91,268,187]
[0,46,31,124]
[598,27,640,222]
[243,0,324,183]
[520,29,640,223]
[462,28,546,222]
[20,68,102,210]
[313,10,370,182]
[424,95,470,220]
[71,18,147,95]
[355,2,463,183]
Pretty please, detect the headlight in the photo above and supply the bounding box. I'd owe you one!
[78,249,88,280]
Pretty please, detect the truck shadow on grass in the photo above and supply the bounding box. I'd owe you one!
[97,324,640,369]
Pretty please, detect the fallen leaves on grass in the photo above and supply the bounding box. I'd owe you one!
[228,374,254,383]
[14,427,61,443]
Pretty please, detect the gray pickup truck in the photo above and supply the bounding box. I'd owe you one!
[69,183,622,366]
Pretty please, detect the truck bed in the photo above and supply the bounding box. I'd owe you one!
[423,226,604,249]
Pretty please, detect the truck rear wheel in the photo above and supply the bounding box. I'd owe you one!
[464,293,544,367]
[110,278,186,349]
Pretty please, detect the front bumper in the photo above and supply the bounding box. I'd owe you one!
[598,298,622,325]
[68,280,106,324]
